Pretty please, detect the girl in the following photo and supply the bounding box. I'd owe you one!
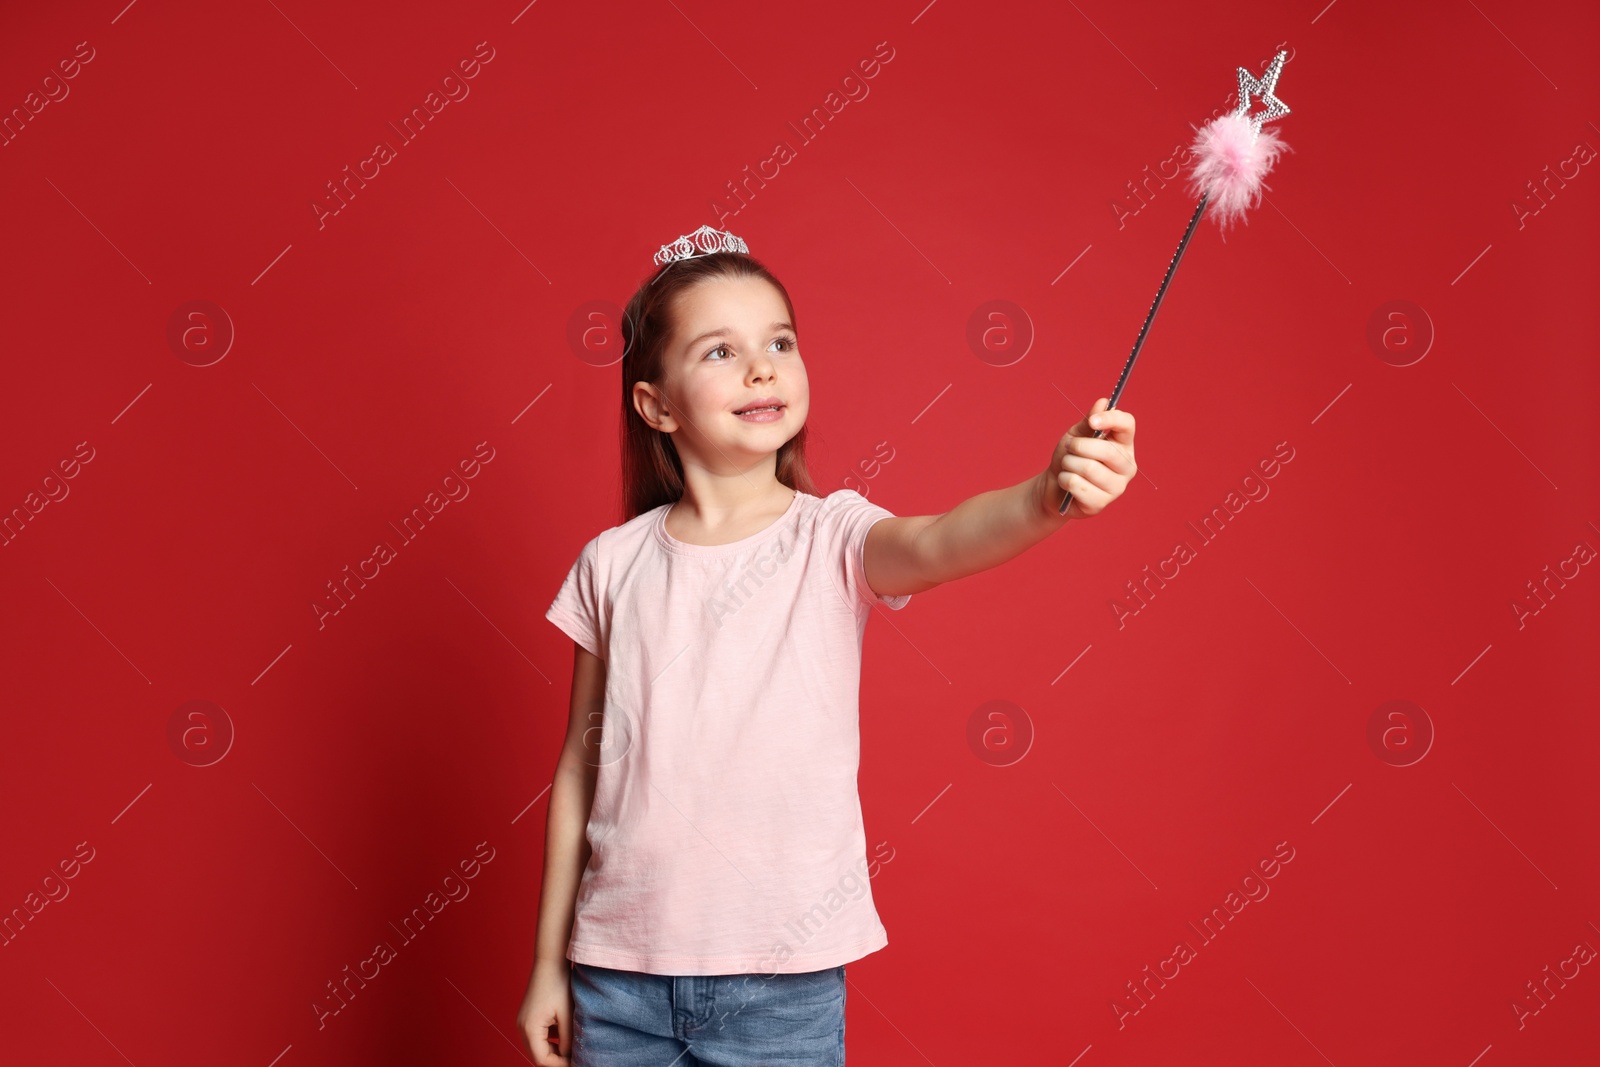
[517,226,1137,1066]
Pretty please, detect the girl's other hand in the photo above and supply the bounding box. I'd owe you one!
[519,959,574,1066]
[1042,397,1137,521]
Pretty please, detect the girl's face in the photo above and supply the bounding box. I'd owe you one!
[640,274,810,474]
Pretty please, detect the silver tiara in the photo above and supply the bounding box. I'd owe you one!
[653,225,750,267]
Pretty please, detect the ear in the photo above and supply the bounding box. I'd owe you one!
[633,381,676,433]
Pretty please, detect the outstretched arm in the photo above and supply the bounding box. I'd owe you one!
[863,398,1137,597]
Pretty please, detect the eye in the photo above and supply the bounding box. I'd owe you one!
[704,335,798,361]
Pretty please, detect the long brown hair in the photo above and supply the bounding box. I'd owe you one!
[618,251,819,522]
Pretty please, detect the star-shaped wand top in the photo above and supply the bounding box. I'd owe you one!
[1233,49,1291,138]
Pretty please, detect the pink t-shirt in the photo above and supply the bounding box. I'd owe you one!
[544,488,911,975]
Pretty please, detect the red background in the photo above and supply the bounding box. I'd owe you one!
[3,1,1597,1063]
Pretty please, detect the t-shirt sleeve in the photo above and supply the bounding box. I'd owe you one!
[828,489,912,612]
[546,535,604,660]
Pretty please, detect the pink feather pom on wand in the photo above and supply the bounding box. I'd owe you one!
[1059,49,1294,515]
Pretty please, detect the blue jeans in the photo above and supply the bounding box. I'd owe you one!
[570,961,847,1066]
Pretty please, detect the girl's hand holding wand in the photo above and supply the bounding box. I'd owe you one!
[1039,396,1137,522]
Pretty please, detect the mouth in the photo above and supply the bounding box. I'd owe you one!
[733,403,785,415]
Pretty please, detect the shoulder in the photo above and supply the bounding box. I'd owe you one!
[812,487,898,526]
[564,505,664,575]
[595,504,668,551]
[798,489,903,559]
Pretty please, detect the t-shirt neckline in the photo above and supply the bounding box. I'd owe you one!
[654,489,806,556]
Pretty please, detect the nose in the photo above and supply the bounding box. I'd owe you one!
[745,348,776,382]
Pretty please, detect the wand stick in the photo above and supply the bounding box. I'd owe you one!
[1059,190,1210,515]
[1058,49,1293,517]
